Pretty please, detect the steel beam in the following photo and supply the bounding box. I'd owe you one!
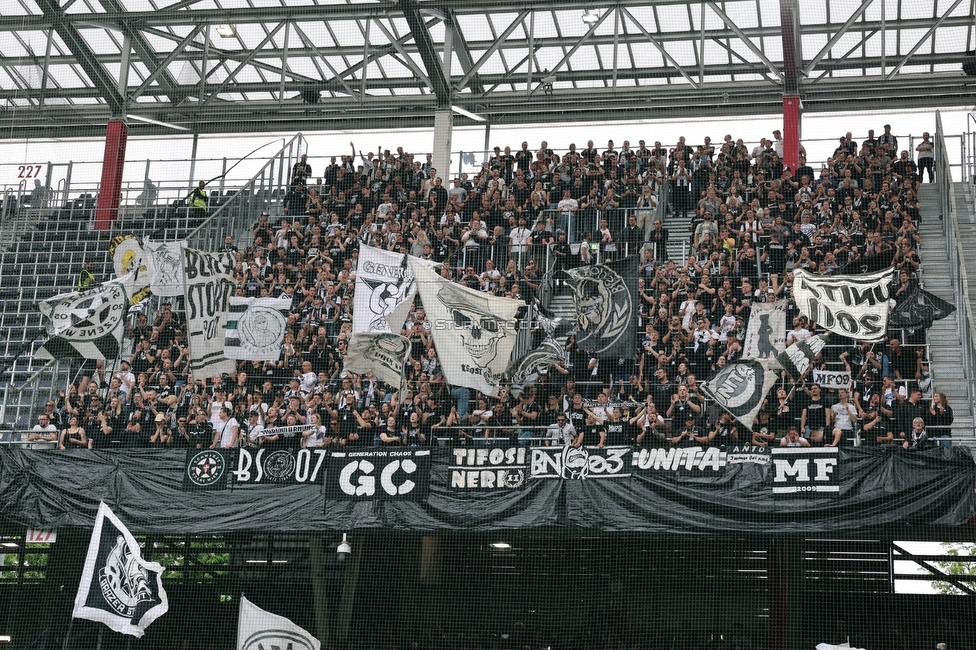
[397,0,451,106]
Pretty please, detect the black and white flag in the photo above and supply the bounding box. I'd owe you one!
[143,239,187,297]
[411,259,523,396]
[72,502,168,638]
[183,247,237,377]
[38,275,131,361]
[508,337,568,397]
[889,286,956,329]
[699,358,778,428]
[344,332,411,388]
[835,248,895,275]
[225,296,291,360]
[793,268,891,341]
[354,246,436,334]
[563,256,638,358]
[776,333,828,382]
[742,300,787,364]
[109,235,151,305]
[238,596,320,650]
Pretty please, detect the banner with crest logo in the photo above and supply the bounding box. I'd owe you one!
[699,358,778,428]
[38,275,131,361]
[224,296,292,361]
[410,259,523,397]
[563,256,638,358]
[72,502,168,637]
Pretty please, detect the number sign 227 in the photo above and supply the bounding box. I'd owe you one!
[17,165,43,179]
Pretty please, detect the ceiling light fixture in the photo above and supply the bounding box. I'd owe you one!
[0,542,18,549]
[126,114,190,131]
[451,105,486,122]
[581,9,601,24]
[491,542,512,550]
[216,24,237,38]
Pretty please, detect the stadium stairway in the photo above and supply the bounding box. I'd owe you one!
[664,210,695,263]
[917,182,975,444]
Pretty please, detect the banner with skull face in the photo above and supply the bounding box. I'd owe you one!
[345,332,411,388]
[72,502,168,637]
[411,259,524,397]
[563,256,638,358]
[354,246,437,334]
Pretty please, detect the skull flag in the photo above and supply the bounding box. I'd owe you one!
[72,502,168,637]
[563,256,638,358]
[410,259,524,396]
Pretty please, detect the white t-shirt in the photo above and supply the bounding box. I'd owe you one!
[216,417,239,448]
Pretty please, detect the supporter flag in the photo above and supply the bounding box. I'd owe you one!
[183,247,237,377]
[224,296,292,361]
[889,286,956,329]
[776,333,828,382]
[143,239,187,297]
[344,332,411,389]
[742,300,787,365]
[109,235,151,304]
[699,358,777,428]
[563,256,638,358]
[793,268,890,341]
[410,259,523,397]
[72,502,168,638]
[508,338,569,397]
[237,595,320,650]
[37,275,131,361]
[353,246,437,334]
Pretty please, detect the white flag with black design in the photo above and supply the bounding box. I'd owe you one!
[353,246,437,334]
[410,259,524,397]
[143,239,187,297]
[742,300,787,366]
[793,268,891,341]
[72,502,168,638]
[344,333,411,388]
[183,247,237,377]
[37,275,131,361]
[225,296,292,360]
[776,333,829,382]
[699,358,778,428]
[237,595,320,650]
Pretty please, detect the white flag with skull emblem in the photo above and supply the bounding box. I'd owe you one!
[410,259,524,397]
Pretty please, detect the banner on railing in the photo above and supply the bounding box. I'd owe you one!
[811,369,852,389]
[324,449,431,501]
[182,247,237,377]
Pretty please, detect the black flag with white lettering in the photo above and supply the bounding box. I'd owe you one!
[889,286,956,329]
[563,256,638,358]
[324,450,431,501]
[72,503,168,637]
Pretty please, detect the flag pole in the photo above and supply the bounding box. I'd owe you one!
[61,616,75,650]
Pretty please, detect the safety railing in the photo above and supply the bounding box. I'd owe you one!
[935,112,976,438]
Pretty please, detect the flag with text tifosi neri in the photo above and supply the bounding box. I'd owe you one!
[563,256,638,358]
[183,247,237,376]
[224,296,291,361]
[38,275,131,361]
[72,502,168,638]
[410,258,523,397]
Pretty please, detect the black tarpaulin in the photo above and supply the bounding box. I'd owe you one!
[0,446,971,534]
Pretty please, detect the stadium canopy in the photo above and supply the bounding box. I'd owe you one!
[0,0,974,139]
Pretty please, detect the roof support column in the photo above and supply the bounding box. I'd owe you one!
[432,108,453,186]
[94,118,128,231]
[782,96,801,173]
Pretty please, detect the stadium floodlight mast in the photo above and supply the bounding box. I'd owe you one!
[336,533,351,563]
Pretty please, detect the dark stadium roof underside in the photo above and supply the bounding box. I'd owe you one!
[0,0,974,139]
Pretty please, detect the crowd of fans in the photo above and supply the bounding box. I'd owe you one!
[26,127,953,452]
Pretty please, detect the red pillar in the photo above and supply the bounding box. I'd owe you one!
[782,96,801,173]
[95,118,128,231]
